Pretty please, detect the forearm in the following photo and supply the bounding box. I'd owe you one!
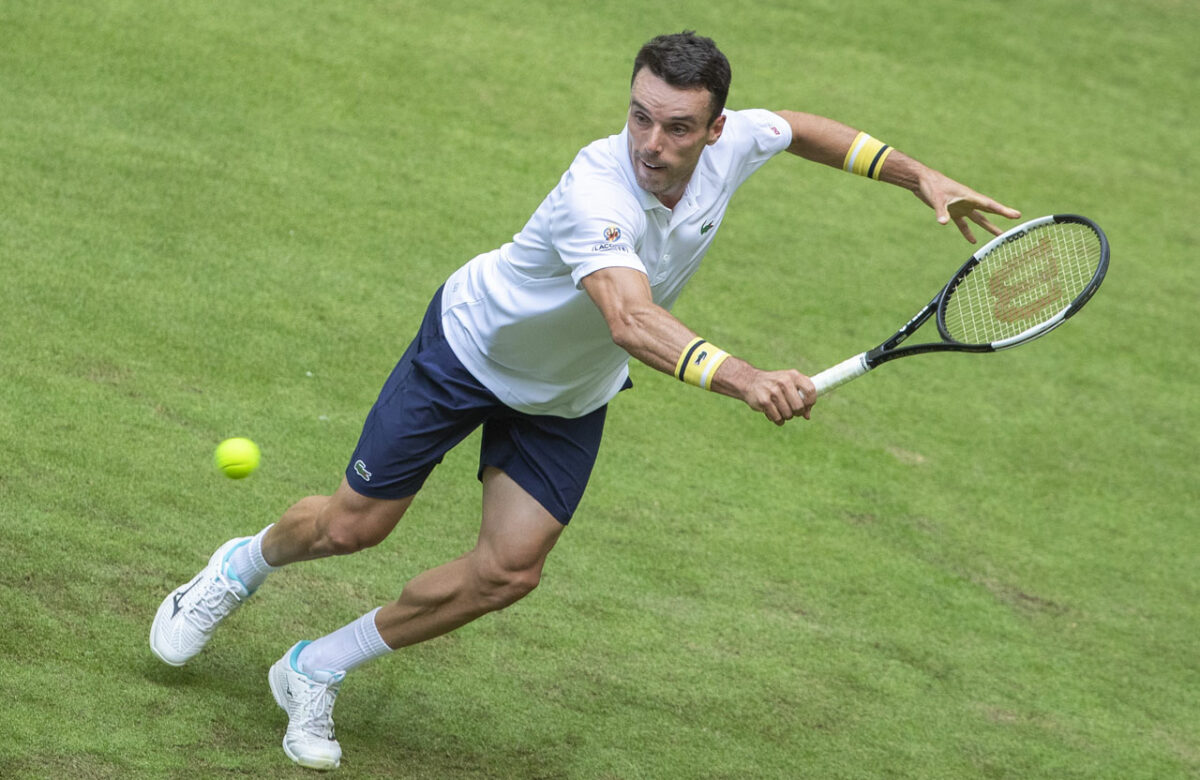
[607,299,704,378]
[774,108,1020,242]
[583,270,742,395]
[619,306,812,420]
[582,267,814,423]
[872,148,926,191]
[580,267,706,373]
[776,110,862,168]
[775,109,924,192]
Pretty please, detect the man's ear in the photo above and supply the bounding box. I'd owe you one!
[707,113,726,145]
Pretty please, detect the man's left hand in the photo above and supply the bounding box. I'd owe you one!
[913,169,1021,243]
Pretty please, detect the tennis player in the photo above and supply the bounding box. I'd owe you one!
[150,31,1019,770]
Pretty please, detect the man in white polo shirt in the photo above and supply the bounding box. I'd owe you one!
[150,31,1019,769]
[440,104,795,419]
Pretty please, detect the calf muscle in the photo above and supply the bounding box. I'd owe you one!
[262,480,413,566]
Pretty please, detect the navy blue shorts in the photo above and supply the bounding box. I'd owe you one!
[345,287,610,524]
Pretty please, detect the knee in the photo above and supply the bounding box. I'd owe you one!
[321,520,387,555]
[475,561,541,611]
[312,485,411,556]
[318,506,397,556]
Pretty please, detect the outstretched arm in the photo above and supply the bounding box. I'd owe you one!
[581,266,815,425]
[773,110,1021,243]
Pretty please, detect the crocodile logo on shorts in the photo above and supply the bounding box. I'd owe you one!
[354,459,372,482]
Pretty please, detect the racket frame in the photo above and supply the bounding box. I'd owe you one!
[811,213,1109,396]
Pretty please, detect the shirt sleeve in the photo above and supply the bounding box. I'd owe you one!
[720,108,794,191]
[739,108,794,155]
[550,170,650,288]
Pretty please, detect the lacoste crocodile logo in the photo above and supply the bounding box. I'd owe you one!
[701,220,716,235]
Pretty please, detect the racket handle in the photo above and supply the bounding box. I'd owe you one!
[811,353,870,397]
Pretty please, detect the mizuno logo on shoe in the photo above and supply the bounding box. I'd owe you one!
[171,577,202,617]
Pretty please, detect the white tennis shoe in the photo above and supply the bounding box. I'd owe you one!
[149,537,252,666]
[269,641,345,770]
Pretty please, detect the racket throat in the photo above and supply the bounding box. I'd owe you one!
[882,294,940,352]
[864,345,890,367]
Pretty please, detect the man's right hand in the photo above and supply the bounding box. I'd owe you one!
[732,365,816,425]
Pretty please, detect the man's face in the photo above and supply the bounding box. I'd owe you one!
[626,69,725,208]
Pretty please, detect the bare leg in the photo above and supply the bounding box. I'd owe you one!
[374,466,564,649]
[261,478,414,567]
[150,477,413,668]
[263,468,563,769]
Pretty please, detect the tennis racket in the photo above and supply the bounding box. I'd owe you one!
[811,214,1109,396]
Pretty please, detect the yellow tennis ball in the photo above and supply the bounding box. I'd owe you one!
[214,437,260,479]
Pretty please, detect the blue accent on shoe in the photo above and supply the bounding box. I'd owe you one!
[289,641,312,673]
[220,538,255,594]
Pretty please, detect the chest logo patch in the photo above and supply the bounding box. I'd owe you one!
[603,225,621,242]
[701,220,716,235]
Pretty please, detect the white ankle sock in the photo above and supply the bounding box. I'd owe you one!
[297,607,393,675]
[226,524,278,592]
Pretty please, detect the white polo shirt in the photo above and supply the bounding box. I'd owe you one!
[441,108,793,418]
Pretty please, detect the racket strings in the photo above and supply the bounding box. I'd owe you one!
[942,223,1102,345]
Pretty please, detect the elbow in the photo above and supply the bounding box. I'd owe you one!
[606,308,652,355]
[608,317,641,353]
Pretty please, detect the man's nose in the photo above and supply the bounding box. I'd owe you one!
[646,125,664,153]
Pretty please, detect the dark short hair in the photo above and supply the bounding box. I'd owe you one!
[632,31,731,125]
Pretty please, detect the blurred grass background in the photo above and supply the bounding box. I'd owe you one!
[1,0,1196,777]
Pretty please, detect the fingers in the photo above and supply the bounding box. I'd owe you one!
[798,375,816,419]
[969,210,1001,237]
[934,199,951,227]
[988,201,1023,221]
[932,193,983,244]
[967,209,1014,242]
[751,370,815,425]
[952,206,1019,243]
[943,194,1023,243]
[761,383,794,426]
[921,172,1022,243]
[953,215,977,244]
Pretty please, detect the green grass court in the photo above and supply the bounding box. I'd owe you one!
[1,1,1196,777]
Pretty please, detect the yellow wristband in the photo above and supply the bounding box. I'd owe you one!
[843,131,894,180]
[675,338,732,390]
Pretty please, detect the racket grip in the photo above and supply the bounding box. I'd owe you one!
[811,353,870,397]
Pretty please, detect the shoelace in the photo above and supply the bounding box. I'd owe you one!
[187,573,244,632]
[294,674,342,740]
